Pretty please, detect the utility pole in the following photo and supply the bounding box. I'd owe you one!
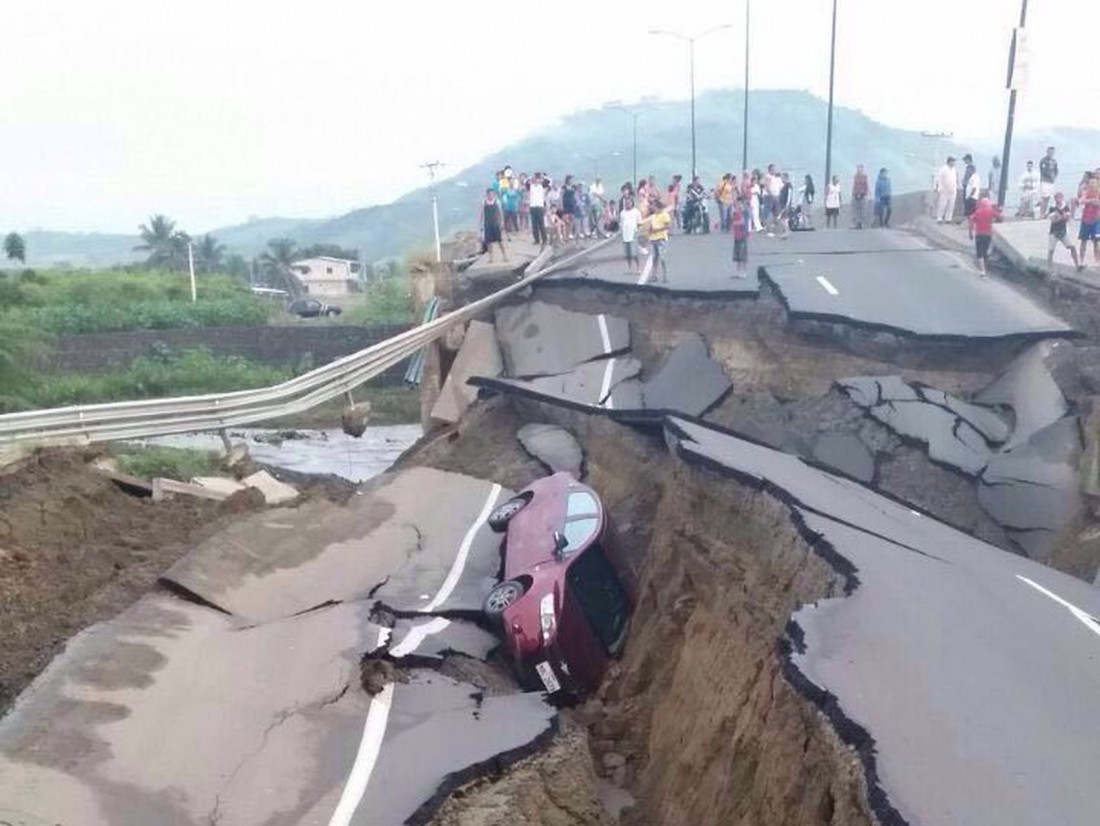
[742,0,751,171]
[631,113,638,185]
[187,241,196,303]
[420,160,444,262]
[998,0,1029,207]
[824,0,839,190]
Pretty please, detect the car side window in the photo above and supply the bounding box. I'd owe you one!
[566,490,599,517]
[566,545,629,653]
[562,517,598,553]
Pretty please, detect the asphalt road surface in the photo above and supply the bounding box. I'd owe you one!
[668,416,1100,826]
[0,467,553,826]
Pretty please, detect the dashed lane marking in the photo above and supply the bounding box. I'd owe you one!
[815,275,839,295]
[598,358,616,405]
[1017,575,1100,638]
[597,314,612,354]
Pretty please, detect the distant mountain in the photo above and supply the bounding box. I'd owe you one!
[20,90,1100,268]
[21,230,143,269]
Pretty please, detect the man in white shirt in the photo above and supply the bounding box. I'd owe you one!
[934,157,958,223]
[1018,161,1039,218]
[528,174,548,247]
[589,178,605,238]
[619,197,642,274]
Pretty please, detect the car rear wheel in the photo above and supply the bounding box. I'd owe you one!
[487,497,527,533]
[483,579,524,619]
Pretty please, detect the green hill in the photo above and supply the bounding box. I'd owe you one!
[19,90,1100,268]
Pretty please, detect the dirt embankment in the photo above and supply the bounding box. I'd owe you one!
[418,398,874,826]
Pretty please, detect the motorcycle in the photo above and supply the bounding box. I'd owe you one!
[683,198,710,234]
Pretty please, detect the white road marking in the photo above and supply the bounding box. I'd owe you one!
[636,252,653,286]
[1017,575,1100,638]
[422,483,502,613]
[815,275,839,295]
[597,314,612,354]
[389,616,452,658]
[598,358,616,404]
[327,485,502,825]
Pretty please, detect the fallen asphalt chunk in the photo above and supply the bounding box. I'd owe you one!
[516,423,584,477]
[494,300,629,377]
[975,341,1068,447]
[432,319,503,424]
[386,617,500,663]
[639,333,732,416]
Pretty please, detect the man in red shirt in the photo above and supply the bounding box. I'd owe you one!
[968,197,1001,276]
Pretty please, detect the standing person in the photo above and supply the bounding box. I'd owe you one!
[589,178,605,237]
[825,175,842,228]
[645,200,672,283]
[777,172,794,236]
[1072,171,1092,219]
[799,174,816,228]
[547,178,562,214]
[765,164,782,231]
[716,173,735,232]
[851,165,869,228]
[1039,146,1058,219]
[499,179,520,238]
[874,168,892,228]
[968,196,1001,276]
[987,156,1002,202]
[749,171,763,232]
[668,174,684,230]
[518,174,531,231]
[1078,177,1100,267]
[1047,193,1082,274]
[1018,161,1039,218]
[601,195,618,237]
[731,195,750,278]
[964,163,982,238]
[528,174,548,247]
[619,197,642,275]
[575,182,591,239]
[934,157,958,223]
[480,189,508,263]
[561,176,578,240]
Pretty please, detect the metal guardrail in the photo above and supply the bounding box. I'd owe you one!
[0,240,610,447]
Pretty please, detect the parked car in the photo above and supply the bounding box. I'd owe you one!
[288,298,342,318]
[483,472,631,696]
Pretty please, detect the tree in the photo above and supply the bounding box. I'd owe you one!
[134,214,190,270]
[297,243,360,262]
[258,237,304,295]
[224,253,249,282]
[193,234,225,274]
[3,232,25,264]
[0,319,48,412]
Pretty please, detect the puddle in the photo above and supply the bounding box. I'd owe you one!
[132,424,422,482]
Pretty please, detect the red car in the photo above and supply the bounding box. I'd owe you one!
[482,472,631,696]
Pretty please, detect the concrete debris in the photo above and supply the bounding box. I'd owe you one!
[976,341,1068,447]
[192,476,250,497]
[812,432,876,482]
[432,320,503,423]
[523,357,641,406]
[495,301,629,377]
[241,470,299,505]
[640,333,731,416]
[517,423,584,477]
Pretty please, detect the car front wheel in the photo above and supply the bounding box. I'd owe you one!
[487,496,527,533]
[483,579,524,619]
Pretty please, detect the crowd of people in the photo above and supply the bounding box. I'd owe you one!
[480,163,898,282]
[932,146,1100,275]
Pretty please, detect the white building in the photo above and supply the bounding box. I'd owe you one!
[289,257,359,296]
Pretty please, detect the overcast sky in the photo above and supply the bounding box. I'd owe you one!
[1,0,1093,234]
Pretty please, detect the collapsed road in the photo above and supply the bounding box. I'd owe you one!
[3,225,1100,825]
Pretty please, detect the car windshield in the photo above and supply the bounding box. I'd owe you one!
[562,517,598,552]
[566,490,599,517]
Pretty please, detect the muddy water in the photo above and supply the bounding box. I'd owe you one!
[135,425,421,482]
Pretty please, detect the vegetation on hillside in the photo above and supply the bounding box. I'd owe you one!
[112,445,222,481]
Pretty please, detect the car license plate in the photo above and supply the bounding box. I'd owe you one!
[535,661,561,694]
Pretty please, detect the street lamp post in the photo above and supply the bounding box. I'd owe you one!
[420,161,444,263]
[823,0,839,190]
[649,24,733,178]
[742,0,751,171]
[998,0,1029,207]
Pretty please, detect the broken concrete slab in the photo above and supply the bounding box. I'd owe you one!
[163,467,509,622]
[495,301,629,378]
[521,356,641,406]
[242,469,299,505]
[640,333,732,416]
[812,432,875,482]
[432,320,503,423]
[978,417,1084,560]
[387,617,500,663]
[976,341,1068,447]
[0,595,386,826]
[152,476,235,502]
[192,475,250,496]
[517,423,584,477]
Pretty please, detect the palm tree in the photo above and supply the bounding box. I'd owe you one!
[193,234,226,274]
[134,214,190,270]
[258,237,304,295]
[3,232,26,264]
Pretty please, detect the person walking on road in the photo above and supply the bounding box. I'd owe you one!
[874,168,892,228]
[851,165,869,229]
[1039,146,1059,219]
[645,201,672,283]
[934,157,958,223]
[528,174,548,247]
[480,189,508,263]
[731,195,750,278]
[619,197,642,275]
[968,196,1001,277]
[825,175,842,229]
[964,163,982,238]
[1047,193,1082,274]
[1078,177,1100,267]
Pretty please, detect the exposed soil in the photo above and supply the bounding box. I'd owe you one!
[0,449,347,714]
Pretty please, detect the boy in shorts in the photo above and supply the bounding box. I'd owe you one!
[646,200,672,283]
[1079,177,1100,267]
[968,197,1001,277]
[1047,193,1081,274]
[731,195,749,278]
[619,198,642,274]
